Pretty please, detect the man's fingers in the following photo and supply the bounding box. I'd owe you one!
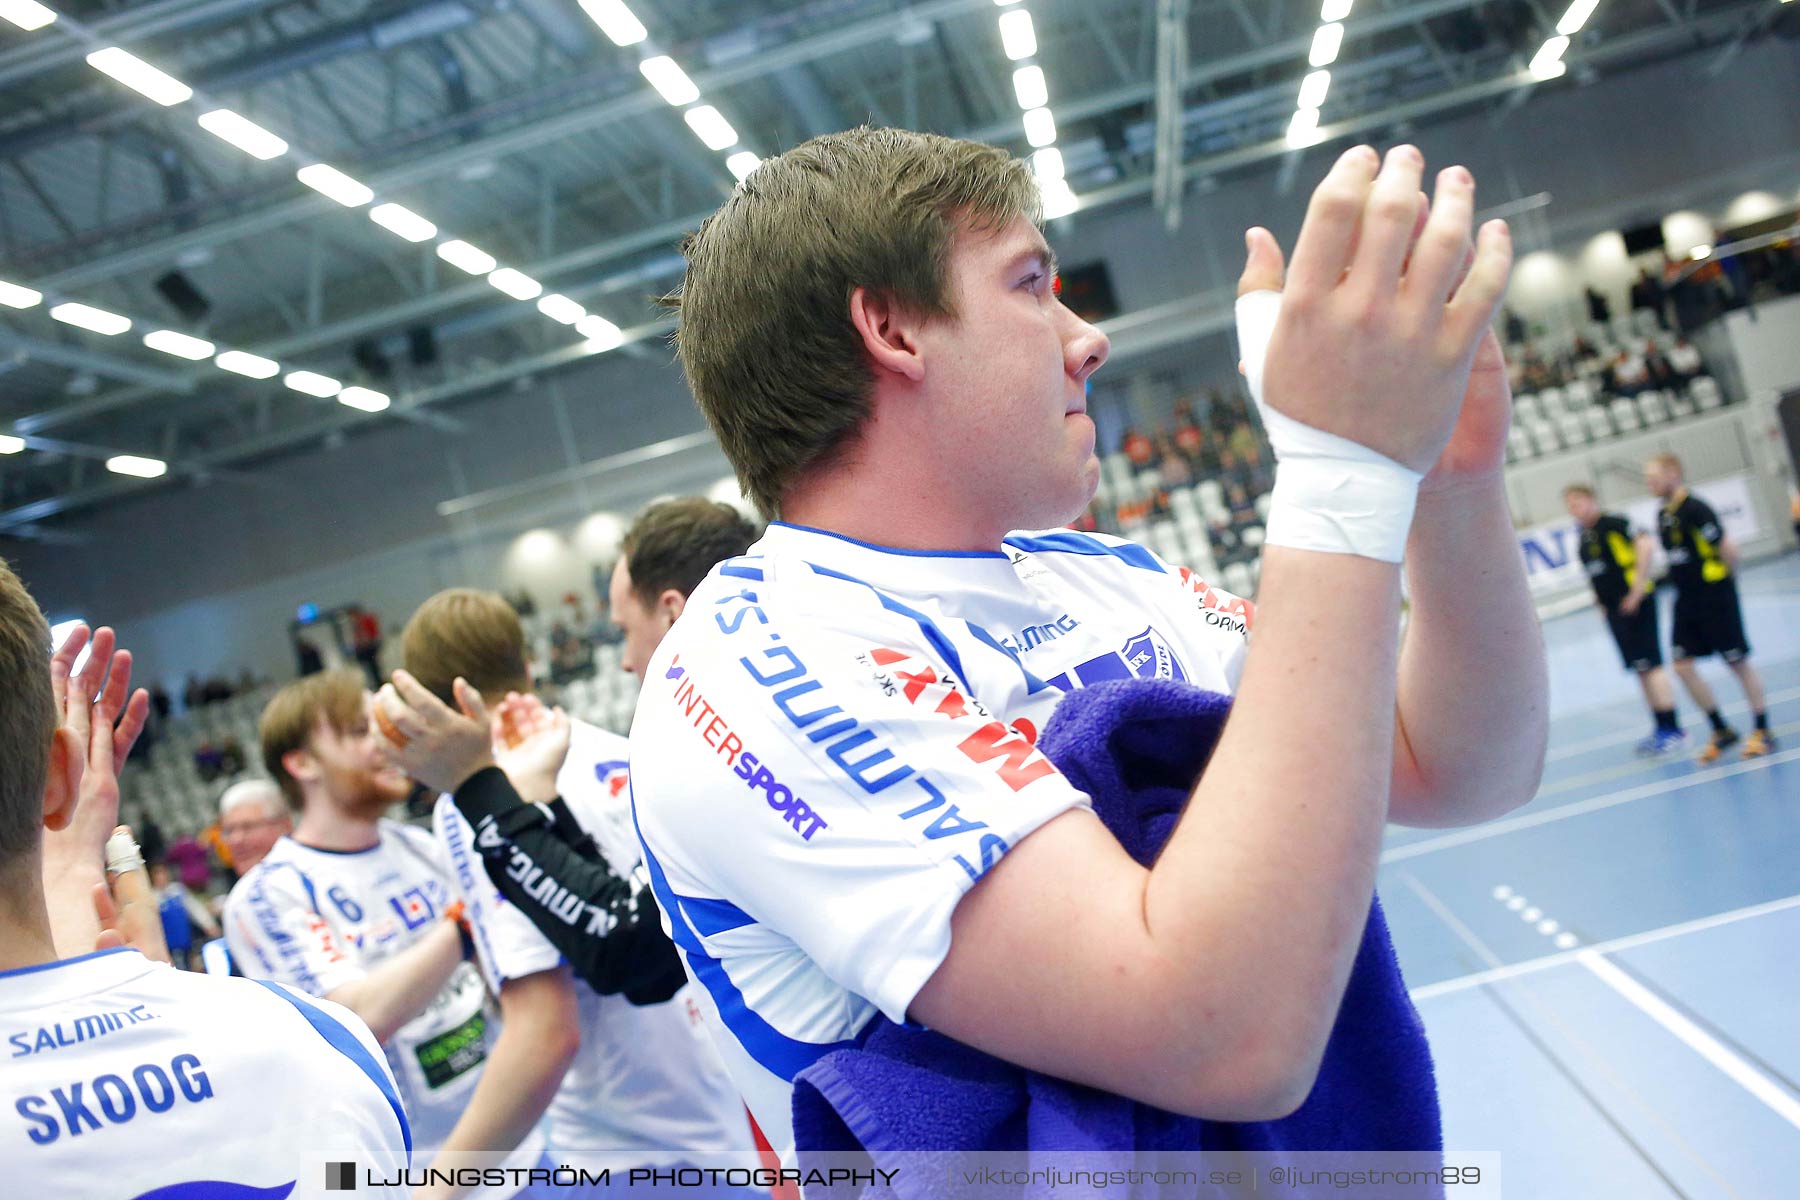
[92,880,120,930]
[453,677,489,726]
[73,626,116,706]
[373,685,427,744]
[1286,143,1379,297]
[114,689,151,765]
[1346,144,1428,293]
[390,668,457,723]
[96,649,133,726]
[50,624,90,709]
[1236,226,1287,297]
[1444,219,1514,347]
[1404,165,1475,312]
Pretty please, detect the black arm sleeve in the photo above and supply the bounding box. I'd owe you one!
[451,766,688,1004]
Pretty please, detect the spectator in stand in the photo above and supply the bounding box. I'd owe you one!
[1611,348,1651,397]
[218,778,292,878]
[1157,435,1192,489]
[149,683,172,721]
[1668,336,1703,382]
[183,672,204,711]
[1172,401,1206,469]
[1503,307,1527,345]
[1585,286,1611,325]
[1226,419,1260,464]
[1632,265,1668,330]
[1226,482,1256,527]
[152,860,221,969]
[1121,424,1154,470]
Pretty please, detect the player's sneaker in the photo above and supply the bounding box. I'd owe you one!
[1697,728,1740,764]
[1634,729,1688,757]
[1742,729,1776,758]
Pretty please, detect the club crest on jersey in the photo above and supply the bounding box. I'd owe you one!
[1121,626,1186,683]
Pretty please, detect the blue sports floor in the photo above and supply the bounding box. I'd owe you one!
[1383,552,1800,1198]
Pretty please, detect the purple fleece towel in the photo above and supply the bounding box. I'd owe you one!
[791,678,1441,1188]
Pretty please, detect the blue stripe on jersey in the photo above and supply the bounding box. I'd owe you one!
[0,946,133,980]
[630,790,857,1081]
[964,622,1054,695]
[252,980,413,1162]
[678,894,757,938]
[803,562,970,685]
[771,521,1010,560]
[131,1182,296,1199]
[1003,531,1164,572]
[720,562,765,581]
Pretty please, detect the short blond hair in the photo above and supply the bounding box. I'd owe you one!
[1648,452,1683,476]
[0,558,56,871]
[401,588,530,706]
[259,670,366,809]
[669,127,1041,518]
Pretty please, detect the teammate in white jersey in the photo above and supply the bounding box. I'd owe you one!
[0,576,408,1199]
[397,588,757,1194]
[223,670,544,1197]
[623,128,1549,1154]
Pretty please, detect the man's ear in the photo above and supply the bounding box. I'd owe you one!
[281,747,320,789]
[657,589,688,627]
[848,285,927,384]
[41,725,83,832]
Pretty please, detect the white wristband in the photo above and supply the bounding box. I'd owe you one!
[1235,290,1422,563]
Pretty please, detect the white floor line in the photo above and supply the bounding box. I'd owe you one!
[1579,950,1800,1133]
[1399,873,1736,1193]
[1545,682,1800,764]
[1410,891,1800,1002]
[1381,742,1800,863]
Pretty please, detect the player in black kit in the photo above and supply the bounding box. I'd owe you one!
[1563,484,1685,756]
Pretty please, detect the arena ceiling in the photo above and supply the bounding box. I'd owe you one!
[0,0,1789,539]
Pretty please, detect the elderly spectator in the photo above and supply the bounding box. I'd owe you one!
[218,778,293,877]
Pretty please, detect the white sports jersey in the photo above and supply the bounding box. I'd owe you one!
[434,719,756,1169]
[2,947,408,1199]
[223,821,544,1184]
[629,522,1253,1153]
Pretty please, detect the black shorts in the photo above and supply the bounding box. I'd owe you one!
[1605,601,1663,672]
[1670,579,1751,663]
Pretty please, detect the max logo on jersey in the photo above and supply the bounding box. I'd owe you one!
[865,647,1056,792]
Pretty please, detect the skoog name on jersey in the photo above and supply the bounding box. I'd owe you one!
[9,1005,159,1058]
[15,1052,213,1144]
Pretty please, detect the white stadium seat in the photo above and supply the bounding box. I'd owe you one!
[1507,427,1536,461]
[1584,406,1615,442]
[1527,420,1562,455]
[1636,390,1670,427]
[1610,399,1642,433]
[1557,413,1588,448]
[1691,376,1722,410]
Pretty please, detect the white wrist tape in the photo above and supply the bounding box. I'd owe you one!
[1234,289,1422,563]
